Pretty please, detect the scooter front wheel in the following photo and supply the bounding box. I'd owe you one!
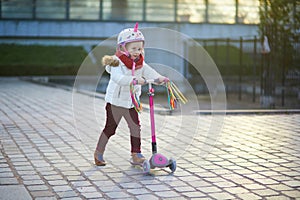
[169,158,176,173]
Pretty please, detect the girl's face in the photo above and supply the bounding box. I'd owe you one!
[125,41,144,60]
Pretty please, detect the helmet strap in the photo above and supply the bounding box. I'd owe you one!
[132,62,136,76]
[118,44,130,57]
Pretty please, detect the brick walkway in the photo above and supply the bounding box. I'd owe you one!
[0,78,300,200]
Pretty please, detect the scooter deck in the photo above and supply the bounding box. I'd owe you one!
[129,159,143,166]
[130,159,151,174]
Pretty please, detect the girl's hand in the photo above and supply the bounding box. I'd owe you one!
[132,77,169,85]
[137,77,147,85]
[158,76,169,83]
[132,77,147,85]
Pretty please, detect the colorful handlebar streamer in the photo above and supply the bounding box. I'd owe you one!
[130,81,187,113]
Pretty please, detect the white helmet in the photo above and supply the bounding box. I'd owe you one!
[117,23,145,45]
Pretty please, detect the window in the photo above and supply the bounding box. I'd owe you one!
[177,0,206,23]
[146,0,175,22]
[2,0,33,19]
[70,0,100,20]
[36,0,66,19]
[208,0,236,23]
[102,0,143,21]
[102,0,111,20]
[238,0,259,24]
[126,0,143,21]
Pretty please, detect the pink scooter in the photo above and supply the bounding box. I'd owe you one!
[141,79,176,174]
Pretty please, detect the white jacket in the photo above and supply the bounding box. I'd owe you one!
[105,56,162,108]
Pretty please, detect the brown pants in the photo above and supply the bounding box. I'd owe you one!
[96,103,141,153]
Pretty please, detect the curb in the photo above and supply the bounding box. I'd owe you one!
[23,77,300,116]
[194,109,300,115]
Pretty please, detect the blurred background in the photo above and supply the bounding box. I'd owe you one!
[0,0,299,109]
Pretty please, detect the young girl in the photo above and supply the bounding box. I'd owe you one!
[95,23,168,166]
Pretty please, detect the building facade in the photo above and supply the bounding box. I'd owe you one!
[0,0,260,42]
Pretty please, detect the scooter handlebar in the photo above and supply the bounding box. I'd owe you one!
[146,79,159,84]
[146,78,169,85]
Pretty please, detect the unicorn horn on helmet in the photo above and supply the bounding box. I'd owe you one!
[134,22,139,32]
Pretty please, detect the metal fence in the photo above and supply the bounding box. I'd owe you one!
[190,37,300,108]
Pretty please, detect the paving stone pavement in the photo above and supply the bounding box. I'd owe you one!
[0,78,300,200]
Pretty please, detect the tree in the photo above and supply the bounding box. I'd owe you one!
[258,0,299,107]
[259,0,299,70]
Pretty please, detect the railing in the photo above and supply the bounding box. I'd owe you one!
[190,37,300,108]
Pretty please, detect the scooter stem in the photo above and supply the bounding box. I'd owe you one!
[148,82,157,154]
